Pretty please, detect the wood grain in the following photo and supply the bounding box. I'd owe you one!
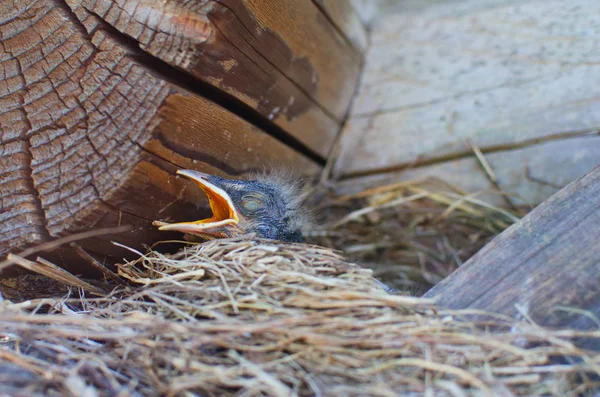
[0,0,324,269]
[66,0,362,157]
[313,0,368,53]
[424,165,600,337]
[334,135,600,207]
[335,0,600,175]
[350,0,541,24]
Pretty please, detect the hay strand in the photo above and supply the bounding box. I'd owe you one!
[1,237,598,396]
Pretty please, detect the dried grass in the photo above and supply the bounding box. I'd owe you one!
[307,177,520,294]
[0,179,598,396]
[1,236,599,396]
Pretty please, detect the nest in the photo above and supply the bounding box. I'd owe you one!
[1,176,599,396]
[307,176,521,294]
[1,236,599,396]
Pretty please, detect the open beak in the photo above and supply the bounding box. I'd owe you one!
[153,170,239,237]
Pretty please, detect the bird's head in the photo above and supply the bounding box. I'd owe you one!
[153,170,306,242]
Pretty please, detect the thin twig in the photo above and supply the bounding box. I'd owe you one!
[6,254,103,295]
[0,225,132,272]
[71,243,124,284]
[467,139,522,215]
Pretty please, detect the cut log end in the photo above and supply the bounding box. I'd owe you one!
[0,0,362,270]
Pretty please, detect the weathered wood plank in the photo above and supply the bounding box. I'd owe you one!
[350,0,540,25]
[0,1,321,267]
[236,0,361,120]
[313,0,368,53]
[335,0,600,175]
[66,0,362,157]
[333,136,600,207]
[424,165,600,336]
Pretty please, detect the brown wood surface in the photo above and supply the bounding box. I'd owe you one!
[424,165,600,336]
[313,0,368,54]
[67,0,362,157]
[0,0,356,270]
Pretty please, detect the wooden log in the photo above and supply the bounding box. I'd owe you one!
[0,0,360,269]
[67,0,361,156]
[424,166,600,344]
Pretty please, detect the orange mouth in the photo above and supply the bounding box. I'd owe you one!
[153,170,239,235]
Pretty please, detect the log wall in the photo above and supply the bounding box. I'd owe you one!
[0,0,364,267]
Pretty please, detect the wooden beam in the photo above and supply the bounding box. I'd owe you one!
[424,166,600,343]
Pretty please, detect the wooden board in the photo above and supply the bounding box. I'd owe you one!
[350,0,540,25]
[313,0,368,54]
[335,0,600,177]
[424,165,600,339]
[67,0,362,157]
[0,1,331,268]
[334,135,600,208]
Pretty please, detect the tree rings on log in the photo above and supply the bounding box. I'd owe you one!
[0,0,361,270]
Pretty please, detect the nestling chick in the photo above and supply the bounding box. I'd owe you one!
[153,170,308,242]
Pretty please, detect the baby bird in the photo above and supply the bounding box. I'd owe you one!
[153,170,399,294]
[153,170,307,242]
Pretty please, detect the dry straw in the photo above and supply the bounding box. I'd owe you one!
[0,172,599,396]
[1,235,599,396]
[307,175,522,294]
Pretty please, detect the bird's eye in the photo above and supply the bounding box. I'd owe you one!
[241,196,263,212]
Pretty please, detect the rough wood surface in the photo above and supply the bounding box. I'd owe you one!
[424,165,600,337]
[67,0,361,157]
[335,0,600,195]
[333,135,600,208]
[350,0,537,25]
[0,0,356,269]
[313,0,368,54]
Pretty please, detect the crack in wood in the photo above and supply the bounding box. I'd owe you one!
[97,195,152,224]
[340,129,600,180]
[53,0,94,39]
[0,0,339,261]
[13,49,53,240]
[4,3,164,239]
[352,72,557,119]
[63,0,326,165]
[0,1,44,28]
